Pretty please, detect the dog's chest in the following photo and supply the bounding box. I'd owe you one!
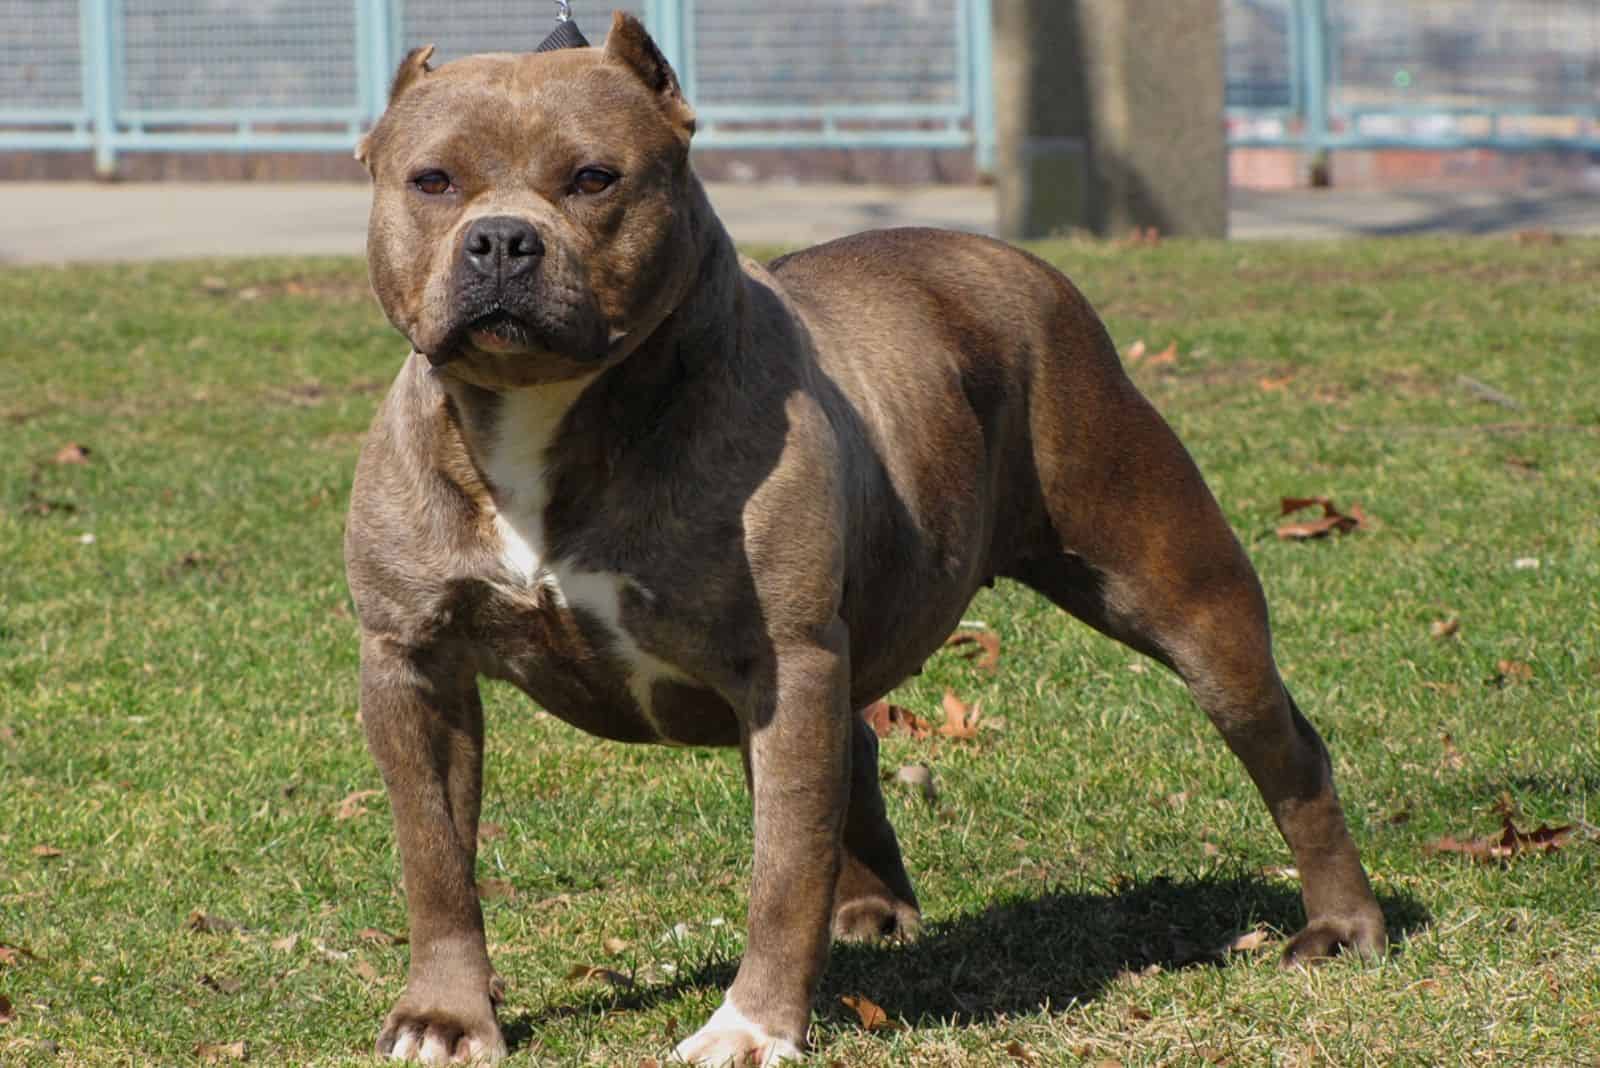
[479,388,694,738]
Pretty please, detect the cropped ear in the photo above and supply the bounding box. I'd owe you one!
[603,12,695,139]
[388,45,435,103]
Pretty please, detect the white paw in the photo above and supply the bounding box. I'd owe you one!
[672,997,803,1066]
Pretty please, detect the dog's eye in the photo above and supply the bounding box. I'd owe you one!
[572,167,617,196]
[412,170,453,196]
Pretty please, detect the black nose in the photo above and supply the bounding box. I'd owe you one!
[462,216,544,279]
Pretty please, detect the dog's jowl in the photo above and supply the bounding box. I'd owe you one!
[345,13,1386,1064]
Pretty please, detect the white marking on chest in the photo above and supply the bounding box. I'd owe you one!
[484,380,689,732]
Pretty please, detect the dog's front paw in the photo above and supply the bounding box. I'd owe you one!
[376,987,507,1064]
[673,998,802,1066]
[1280,910,1388,966]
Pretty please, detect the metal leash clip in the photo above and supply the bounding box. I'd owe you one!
[537,1,589,52]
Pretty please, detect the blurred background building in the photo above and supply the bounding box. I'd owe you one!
[1,1,1595,207]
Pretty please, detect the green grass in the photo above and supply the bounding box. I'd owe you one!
[2,238,1598,1066]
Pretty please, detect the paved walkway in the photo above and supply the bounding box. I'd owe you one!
[3,181,1597,265]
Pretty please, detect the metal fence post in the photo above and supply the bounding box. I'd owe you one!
[645,0,687,95]
[969,0,996,175]
[1299,0,1329,164]
[83,0,118,177]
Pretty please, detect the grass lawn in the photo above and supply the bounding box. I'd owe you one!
[2,237,1598,1066]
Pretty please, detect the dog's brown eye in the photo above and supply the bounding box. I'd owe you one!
[413,170,452,196]
[573,167,617,195]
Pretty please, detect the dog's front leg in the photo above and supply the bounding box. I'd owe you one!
[359,637,506,1064]
[675,620,853,1066]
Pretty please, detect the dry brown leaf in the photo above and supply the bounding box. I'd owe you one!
[1005,1039,1038,1064]
[1145,341,1179,368]
[477,879,516,902]
[938,689,982,741]
[478,821,505,842]
[1426,816,1575,864]
[1441,733,1466,771]
[1226,927,1274,954]
[0,994,13,1025]
[1258,374,1295,393]
[354,959,380,982]
[185,911,242,935]
[861,700,931,740]
[0,944,36,967]
[1276,496,1369,540]
[840,993,903,1032]
[1491,659,1533,686]
[1430,618,1461,639]
[30,844,63,859]
[195,1040,248,1062]
[943,629,1001,672]
[893,764,938,803]
[1125,339,1147,364]
[52,442,91,465]
[199,973,244,995]
[270,934,299,953]
[358,927,405,946]
[602,936,630,956]
[565,963,631,987]
[336,789,383,821]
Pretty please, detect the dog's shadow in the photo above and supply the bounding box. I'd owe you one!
[504,873,1429,1048]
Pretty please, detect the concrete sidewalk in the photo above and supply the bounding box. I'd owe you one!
[3,181,1597,265]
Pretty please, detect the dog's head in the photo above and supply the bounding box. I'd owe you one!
[358,13,698,389]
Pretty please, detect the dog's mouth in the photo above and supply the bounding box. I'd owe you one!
[464,311,535,355]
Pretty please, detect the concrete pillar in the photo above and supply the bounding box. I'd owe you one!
[994,0,1227,240]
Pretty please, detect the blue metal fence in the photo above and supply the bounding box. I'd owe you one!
[3,1,1596,178]
[1227,0,1600,154]
[0,0,996,176]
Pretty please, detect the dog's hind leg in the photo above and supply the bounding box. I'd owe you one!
[831,712,922,942]
[1007,361,1386,964]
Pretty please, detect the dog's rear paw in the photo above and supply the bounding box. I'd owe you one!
[832,892,922,943]
[376,996,506,1064]
[1280,912,1388,966]
[672,998,803,1066]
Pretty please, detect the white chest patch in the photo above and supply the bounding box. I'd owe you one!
[484,380,689,733]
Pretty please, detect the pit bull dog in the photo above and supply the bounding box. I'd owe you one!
[344,13,1386,1064]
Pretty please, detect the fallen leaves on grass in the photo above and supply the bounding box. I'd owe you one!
[353,960,381,983]
[336,789,383,820]
[1224,926,1275,954]
[603,936,630,956]
[358,927,405,946]
[938,689,983,741]
[199,973,244,995]
[1430,617,1461,639]
[478,821,505,842]
[1427,816,1576,864]
[185,911,242,935]
[1441,733,1467,771]
[840,994,903,1032]
[1126,339,1179,368]
[270,934,299,953]
[1488,659,1533,687]
[893,763,938,803]
[0,995,13,1024]
[194,1040,249,1062]
[861,700,931,740]
[0,944,36,967]
[52,442,91,465]
[1005,1039,1039,1064]
[30,844,63,859]
[565,963,632,988]
[943,629,1001,672]
[1276,496,1371,540]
